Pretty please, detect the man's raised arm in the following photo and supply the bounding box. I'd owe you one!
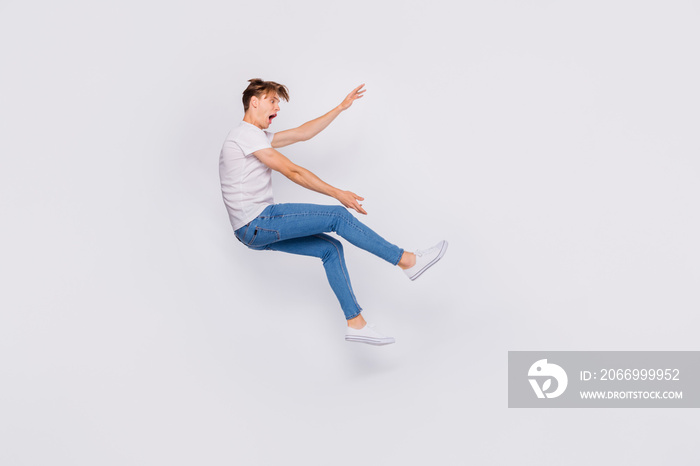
[271,84,365,148]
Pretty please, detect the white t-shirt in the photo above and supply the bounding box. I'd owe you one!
[219,121,275,230]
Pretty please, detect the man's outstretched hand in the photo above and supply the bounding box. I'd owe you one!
[336,190,367,215]
[338,84,366,111]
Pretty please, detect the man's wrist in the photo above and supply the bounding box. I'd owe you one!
[329,186,342,199]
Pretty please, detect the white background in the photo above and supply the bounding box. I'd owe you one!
[1,0,699,464]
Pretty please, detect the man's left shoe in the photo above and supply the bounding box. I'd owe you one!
[345,323,395,346]
[403,240,448,281]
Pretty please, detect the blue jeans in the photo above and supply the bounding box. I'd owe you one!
[234,203,404,320]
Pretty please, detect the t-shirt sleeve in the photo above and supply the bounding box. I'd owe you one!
[236,126,273,156]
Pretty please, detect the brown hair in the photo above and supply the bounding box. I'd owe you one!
[242,78,290,112]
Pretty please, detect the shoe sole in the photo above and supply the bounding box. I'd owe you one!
[345,336,396,345]
[409,240,449,281]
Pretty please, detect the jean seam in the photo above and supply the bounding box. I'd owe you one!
[245,227,280,247]
[245,228,257,245]
[262,211,366,236]
[255,227,280,242]
[265,210,398,264]
[314,234,362,318]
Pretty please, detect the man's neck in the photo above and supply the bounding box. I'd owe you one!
[243,114,263,129]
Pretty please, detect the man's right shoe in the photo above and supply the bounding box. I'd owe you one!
[345,323,395,346]
[403,240,448,281]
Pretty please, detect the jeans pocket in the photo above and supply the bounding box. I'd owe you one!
[247,227,279,248]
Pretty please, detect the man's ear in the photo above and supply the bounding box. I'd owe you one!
[250,95,259,108]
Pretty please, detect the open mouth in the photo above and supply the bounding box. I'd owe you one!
[268,113,277,124]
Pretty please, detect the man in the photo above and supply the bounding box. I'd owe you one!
[219,79,447,345]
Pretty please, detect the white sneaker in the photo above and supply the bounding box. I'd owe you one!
[403,240,448,281]
[345,323,395,346]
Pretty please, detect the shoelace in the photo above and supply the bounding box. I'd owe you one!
[415,245,437,257]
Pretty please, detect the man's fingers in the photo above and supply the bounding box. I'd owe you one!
[352,195,367,214]
[354,202,367,215]
[341,191,367,214]
[350,84,366,98]
[347,203,366,215]
[340,84,366,110]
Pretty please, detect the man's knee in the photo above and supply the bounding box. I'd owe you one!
[329,205,353,223]
[319,236,343,263]
[328,205,346,214]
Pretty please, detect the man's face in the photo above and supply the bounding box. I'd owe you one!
[257,92,280,129]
